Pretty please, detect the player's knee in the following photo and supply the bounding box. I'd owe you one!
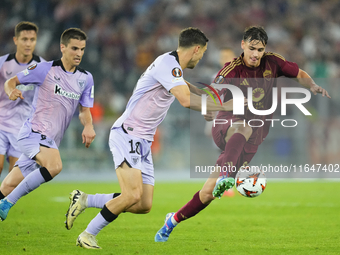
[44,162,63,177]
[1,180,15,196]
[235,125,253,140]
[124,190,143,208]
[141,201,153,214]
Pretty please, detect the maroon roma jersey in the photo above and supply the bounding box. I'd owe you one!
[214,52,299,145]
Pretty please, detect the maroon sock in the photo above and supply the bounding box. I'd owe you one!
[173,191,209,223]
[219,133,247,178]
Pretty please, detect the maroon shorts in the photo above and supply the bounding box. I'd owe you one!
[212,116,258,177]
[212,116,243,151]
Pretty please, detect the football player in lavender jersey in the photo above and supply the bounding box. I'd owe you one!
[0,21,44,176]
[0,28,96,222]
[65,27,238,250]
[154,26,331,242]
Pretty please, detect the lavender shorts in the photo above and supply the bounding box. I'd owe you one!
[109,127,154,186]
[0,130,22,160]
[15,131,58,177]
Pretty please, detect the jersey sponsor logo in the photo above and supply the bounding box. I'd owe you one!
[27,63,37,70]
[16,84,34,91]
[214,75,224,84]
[54,84,81,100]
[77,79,86,89]
[263,70,272,81]
[6,71,12,76]
[172,67,182,77]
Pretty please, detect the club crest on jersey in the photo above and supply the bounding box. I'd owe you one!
[214,75,224,84]
[27,63,37,70]
[77,79,86,89]
[172,67,182,78]
[131,156,139,165]
[263,70,272,81]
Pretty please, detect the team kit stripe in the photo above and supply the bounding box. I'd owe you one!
[265,52,285,61]
[220,59,241,76]
[220,59,242,77]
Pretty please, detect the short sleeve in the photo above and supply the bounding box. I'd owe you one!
[17,62,51,86]
[213,62,236,98]
[270,53,299,78]
[79,72,94,108]
[153,58,185,91]
[280,60,299,77]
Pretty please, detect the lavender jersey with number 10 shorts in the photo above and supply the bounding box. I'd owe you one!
[110,51,185,185]
[14,60,94,176]
[0,54,43,159]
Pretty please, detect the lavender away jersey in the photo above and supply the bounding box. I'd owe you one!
[16,60,94,146]
[113,51,185,141]
[0,54,43,135]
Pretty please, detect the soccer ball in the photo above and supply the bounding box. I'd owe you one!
[235,166,266,198]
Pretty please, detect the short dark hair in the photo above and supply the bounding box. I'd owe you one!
[15,21,38,37]
[243,26,268,46]
[60,28,87,46]
[179,27,209,48]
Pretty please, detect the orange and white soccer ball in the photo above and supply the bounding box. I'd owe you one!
[235,166,266,198]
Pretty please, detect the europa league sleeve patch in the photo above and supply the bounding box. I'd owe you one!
[27,63,37,70]
[214,75,225,84]
[172,67,182,78]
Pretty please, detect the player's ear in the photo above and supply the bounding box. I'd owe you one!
[193,45,200,54]
[13,36,17,46]
[60,44,65,53]
[241,40,245,50]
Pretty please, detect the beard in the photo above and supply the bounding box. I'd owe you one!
[187,59,198,69]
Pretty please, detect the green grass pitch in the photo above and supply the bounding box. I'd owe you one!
[0,181,339,255]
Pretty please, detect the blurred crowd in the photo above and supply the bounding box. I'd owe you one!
[1,0,340,120]
[1,0,340,170]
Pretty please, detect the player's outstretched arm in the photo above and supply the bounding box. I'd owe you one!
[4,76,24,101]
[170,85,245,111]
[79,105,96,148]
[185,80,205,95]
[297,69,331,98]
